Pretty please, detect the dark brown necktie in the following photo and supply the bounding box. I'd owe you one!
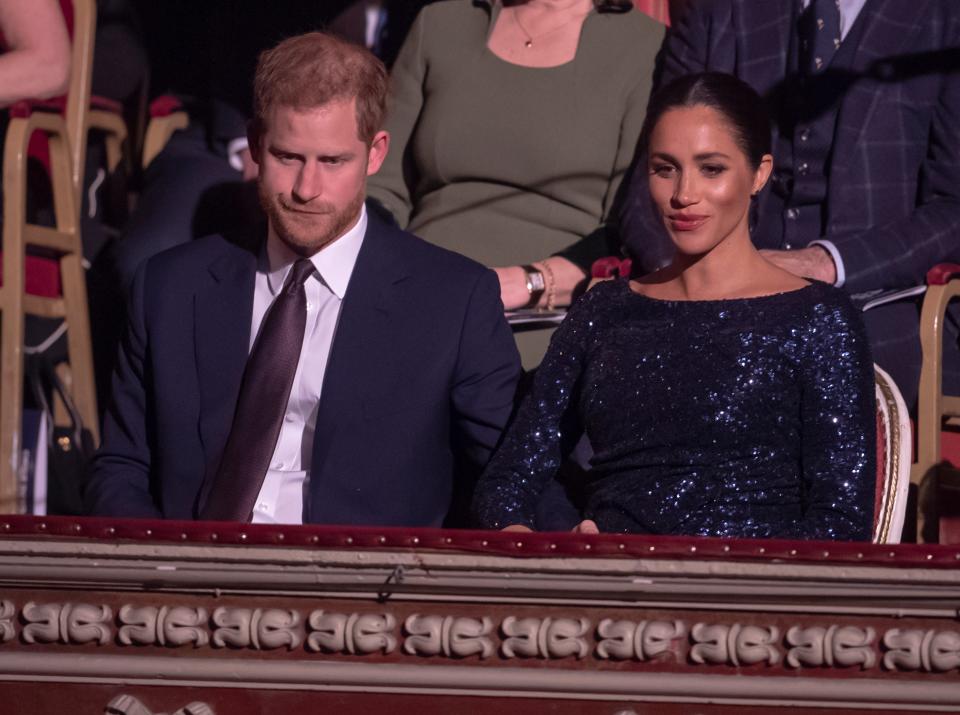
[199,258,315,521]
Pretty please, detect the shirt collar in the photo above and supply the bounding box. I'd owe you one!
[265,204,367,300]
[800,0,868,39]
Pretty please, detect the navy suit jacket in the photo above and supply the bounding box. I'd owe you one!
[623,0,960,294]
[86,215,521,525]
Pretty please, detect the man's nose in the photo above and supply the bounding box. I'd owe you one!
[292,162,322,202]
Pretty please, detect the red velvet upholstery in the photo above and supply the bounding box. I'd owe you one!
[1,514,958,567]
[0,254,62,298]
[149,94,184,118]
[591,256,633,279]
[926,262,960,286]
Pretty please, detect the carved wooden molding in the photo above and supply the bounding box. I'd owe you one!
[883,629,960,672]
[403,614,494,658]
[4,600,960,675]
[306,611,396,655]
[0,600,14,643]
[211,607,301,651]
[690,623,780,667]
[596,619,685,661]
[2,652,959,710]
[786,625,876,669]
[501,617,590,659]
[22,602,113,645]
[106,694,214,715]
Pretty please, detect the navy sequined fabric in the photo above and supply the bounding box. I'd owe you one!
[473,279,876,540]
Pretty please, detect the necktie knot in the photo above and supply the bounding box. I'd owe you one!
[286,258,315,293]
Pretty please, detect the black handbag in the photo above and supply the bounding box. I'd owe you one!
[25,349,94,516]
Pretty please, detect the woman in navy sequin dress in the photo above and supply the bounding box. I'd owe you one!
[472,73,876,541]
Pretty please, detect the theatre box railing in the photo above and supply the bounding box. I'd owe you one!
[0,516,959,714]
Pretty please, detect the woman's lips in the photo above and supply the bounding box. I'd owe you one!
[668,213,710,231]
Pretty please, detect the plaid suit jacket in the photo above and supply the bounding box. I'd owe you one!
[622,0,960,294]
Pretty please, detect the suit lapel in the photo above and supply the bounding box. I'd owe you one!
[832,0,933,170]
[309,216,410,488]
[194,234,258,471]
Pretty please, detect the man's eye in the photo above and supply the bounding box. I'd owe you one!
[321,157,344,166]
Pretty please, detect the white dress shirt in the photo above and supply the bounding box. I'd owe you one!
[801,0,868,287]
[250,206,367,524]
[800,0,868,41]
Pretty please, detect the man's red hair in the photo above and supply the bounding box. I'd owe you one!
[252,32,388,145]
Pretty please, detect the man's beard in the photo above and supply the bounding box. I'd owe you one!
[258,183,365,257]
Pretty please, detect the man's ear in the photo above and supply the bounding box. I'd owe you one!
[366,130,390,176]
[247,120,262,164]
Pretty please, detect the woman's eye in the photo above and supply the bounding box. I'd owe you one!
[651,164,675,177]
[701,164,726,177]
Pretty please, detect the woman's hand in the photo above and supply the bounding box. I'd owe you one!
[571,519,599,534]
[494,266,532,310]
[501,524,534,532]
[494,257,589,311]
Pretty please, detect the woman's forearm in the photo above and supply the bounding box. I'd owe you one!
[0,0,70,107]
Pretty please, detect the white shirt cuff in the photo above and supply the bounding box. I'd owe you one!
[227,137,249,173]
[808,239,845,288]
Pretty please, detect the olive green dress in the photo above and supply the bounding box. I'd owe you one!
[367,0,663,366]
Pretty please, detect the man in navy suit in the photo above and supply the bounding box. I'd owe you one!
[622,0,960,408]
[86,32,521,525]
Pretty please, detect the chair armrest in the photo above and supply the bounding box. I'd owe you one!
[141,107,190,169]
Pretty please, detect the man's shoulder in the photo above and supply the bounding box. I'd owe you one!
[368,217,492,284]
[142,226,261,283]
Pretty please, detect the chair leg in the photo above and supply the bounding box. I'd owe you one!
[59,251,99,444]
[0,292,25,513]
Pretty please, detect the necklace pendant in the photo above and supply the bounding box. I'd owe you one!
[524,39,533,48]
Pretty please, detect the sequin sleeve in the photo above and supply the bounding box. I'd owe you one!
[471,285,607,529]
[787,290,877,541]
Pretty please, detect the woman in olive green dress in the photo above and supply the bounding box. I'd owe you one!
[367,0,664,366]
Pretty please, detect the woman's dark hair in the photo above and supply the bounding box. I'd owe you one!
[594,0,633,13]
[641,72,772,168]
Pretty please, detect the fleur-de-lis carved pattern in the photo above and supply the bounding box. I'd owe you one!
[21,602,62,643]
[157,606,209,647]
[21,602,113,645]
[596,619,686,661]
[786,625,876,670]
[883,629,960,672]
[211,608,302,650]
[0,600,14,643]
[118,605,160,646]
[106,693,216,715]
[690,623,780,667]
[501,617,590,659]
[403,614,494,658]
[306,611,396,655]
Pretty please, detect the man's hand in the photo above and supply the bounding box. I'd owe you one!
[502,524,534,532]
[759,246,837,284]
